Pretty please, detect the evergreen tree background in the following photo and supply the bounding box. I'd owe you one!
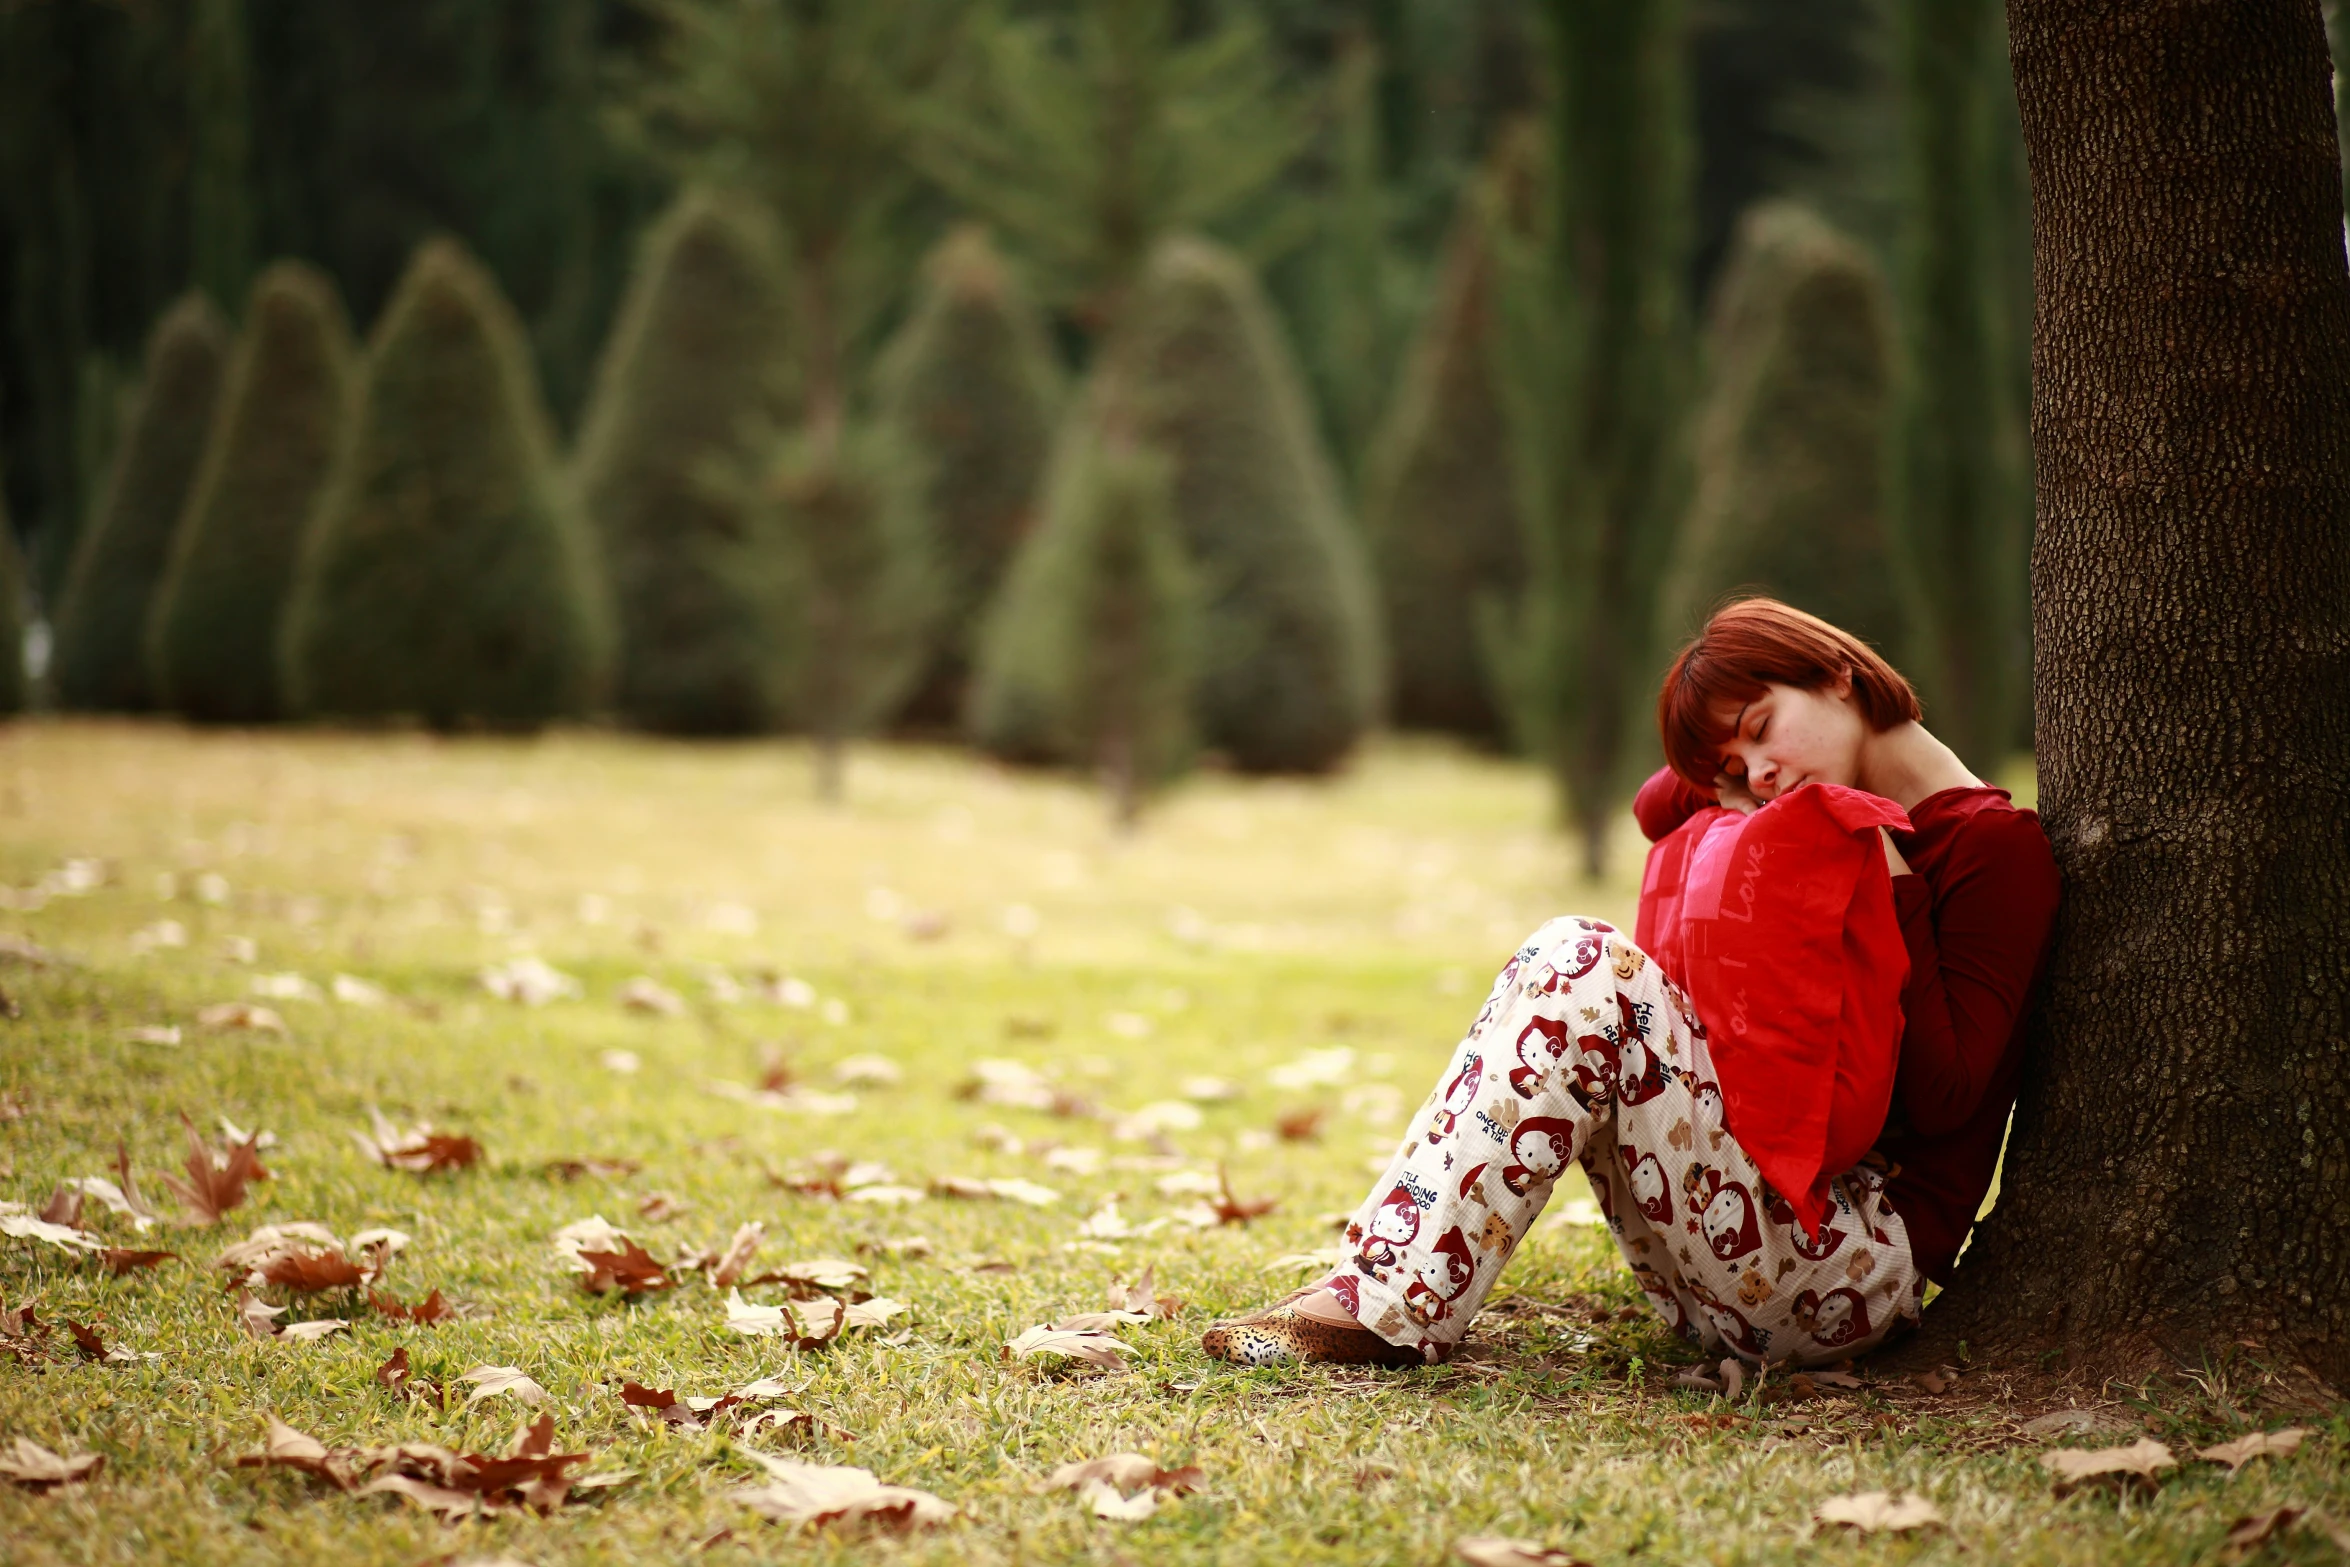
[148,261,354,723]
[283,238,612,729]
[0,0,2042,842]
[877,227,1064,730]
[1659,201,1916,661]
[1097,236,1380,775]
[574,188,798,735]
[52,294,232,713]
[1363,127,1536,741]
[0,475,23,716]
[971,430,1198,822]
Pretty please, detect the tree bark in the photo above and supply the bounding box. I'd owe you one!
[1927,0,2350,1383]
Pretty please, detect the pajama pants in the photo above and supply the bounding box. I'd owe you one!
[1328,916,1923,1367]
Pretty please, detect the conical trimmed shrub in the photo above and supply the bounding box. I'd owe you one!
[1661,202,1917,660]
[148,262,355,723]
[767,421,939,800]
[282,238,612,729]
[877,227,1063,729]
[574,190,797,734]
[1363,158,1528,741]
[971,429,1198,820]
[1094,236,1380,773]
[0,484,26,716]
[52,293,231,711]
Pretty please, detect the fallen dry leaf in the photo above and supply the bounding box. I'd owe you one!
[233,1290,286,1341]
[618,975,686,1016]
[97,1248,175,1276]
[930,1175,1063,1207]
[2039,1437,2176,1490]
[460,1365,551,1408]
[576,1238,678,1297]
[1452,1539,1592,1567]
[1275,1107,1328,1143]
[1004,1324,1138,1372]
[196,1002,286,1033]
[2196,1428,2309,1471]
[725,1290,854,1347]
[1815,1491,1945,1532]
[38,1184,83,1229]
[277,1318,350,1342]
[709,1222,766,1288]
[1912,1366,1956,1395]
[237,1413,605,1517]
[236,1416,360,1490]
[636,1190,693,1223]
[1106,1265,1182,1319]
[0,1210,104,1253]
[0,1438,102,1490]
[1045,1453,1204,1520]
[1208,1165,1278,1227]
[730,1451,955,1530]
[352,1106,482,1174]
[542,1156,641,1182]
[158,1116,270,1226]
[262,1249,369,1293]
[369,1287,454,1324]
[480,956,581,1006]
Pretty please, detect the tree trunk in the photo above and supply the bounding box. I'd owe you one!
[1927,0,2350,1383]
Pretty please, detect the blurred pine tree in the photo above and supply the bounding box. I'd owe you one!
[282,239,612,729]
[0,476,24,716]
[765,424,938,801]
[1661,202,1915,661]
[574,189,798,735]
[1364,127,1537,742]
[970,433,1198,824]
[917,0,1307,341]
[876,227,1064,731]
[1096,236,1379,774]
[52,295,232,713]
[1895,0,2030,773]
[148,262,354,724]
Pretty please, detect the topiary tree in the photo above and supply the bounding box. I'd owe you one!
[1095,235,1380,774]
[282,237,612,729]
[766,422,937,801]
[51,293,231,712]
[1363,136,1534,743]
[876,225,1063,729]
[1660,201,1918,662]
[970,428,1197,825]
[0,476,26,716]
[147,261,354,724]
[573,189,797,735]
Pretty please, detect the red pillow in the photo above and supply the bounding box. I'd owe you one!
[1634,784,1911,1235]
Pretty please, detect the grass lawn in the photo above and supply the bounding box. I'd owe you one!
[0,721,2338,1565]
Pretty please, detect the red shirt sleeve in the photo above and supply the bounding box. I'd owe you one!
[1634,767,1713,842]
[1888,808,2060,1137]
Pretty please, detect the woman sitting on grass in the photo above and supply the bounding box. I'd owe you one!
[1203,598,2060,1368]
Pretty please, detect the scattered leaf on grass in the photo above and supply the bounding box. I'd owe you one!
[239,1413,604,1517]
[776,1258,867,1293]
[932,1176,1063,1207]
[730,1451,955,1530]
[234,1290,286,1341]
[1452,1539,1591,1567]
[353,1106,483,1173]
[460,1365,551,1408]
[577,1239,677,1298]
[636,1190,692,1223]
[38,1184,83,1228]
[262,1249,369,1293]
[196,1002,286,1033]
[0,1211,104,1253]
[369,1287,454,1324]
[618,976,686,1016]
[1815,1492,1945,1532]
[480,957,581,1006]
[709,1222,766,1288]
[1107,1265,1182,1319]
[0,1439,102,1489]
[98,1248,175,1276]
[1275,1107,1327,1143]
[1207,1165,1277,1226]
[278,1319,350,1342]
[1046,1453,1204,1520]
[2196,1428,2309,1471]
[158,1117,270,1226]
[2039,1437,2176,1490]
[542,1157,641,1182]
[1912,1366,1956,1395]
[2223,1508,2307,1559]
[1004,1325,1138,1372]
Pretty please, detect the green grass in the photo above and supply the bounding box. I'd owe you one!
[0,722,2337,1565]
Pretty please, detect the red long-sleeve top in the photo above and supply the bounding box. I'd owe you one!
[1633,767,2060,1284]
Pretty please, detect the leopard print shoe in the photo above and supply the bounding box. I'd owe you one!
[1200,1302,1422,1368]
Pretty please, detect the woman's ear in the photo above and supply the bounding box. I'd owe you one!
[1831,666,1856,702]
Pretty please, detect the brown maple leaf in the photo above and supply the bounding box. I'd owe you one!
[97,1248,176,1276]
[262,1249,368,1293]
[369,1287,454,1324]
[576,1238,678,1297]
[64,1318,106,1360]
[376,1346,414,1397]
[1211,1165,1278,1226]
[1274,1107,1328,1143]
[621,1379,704,1429]
[158,1115,270,1226]
[542,1156,641,1182]
[354,1107,483,1174]
[38,1183,84,1229]
[111,1141,159,1225]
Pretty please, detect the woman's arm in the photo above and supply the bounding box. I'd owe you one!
[1890,809,2060,1137]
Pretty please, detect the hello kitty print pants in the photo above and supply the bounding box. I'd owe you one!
[1327,916,1924,1366]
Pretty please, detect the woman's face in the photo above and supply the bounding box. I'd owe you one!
[1712,676,1868,802]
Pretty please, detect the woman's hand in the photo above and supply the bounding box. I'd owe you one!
[1713,772,1763,815]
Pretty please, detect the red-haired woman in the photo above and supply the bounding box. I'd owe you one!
[1203,598,2058,1368]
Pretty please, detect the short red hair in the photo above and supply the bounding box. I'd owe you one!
[1657,598,1922,788]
